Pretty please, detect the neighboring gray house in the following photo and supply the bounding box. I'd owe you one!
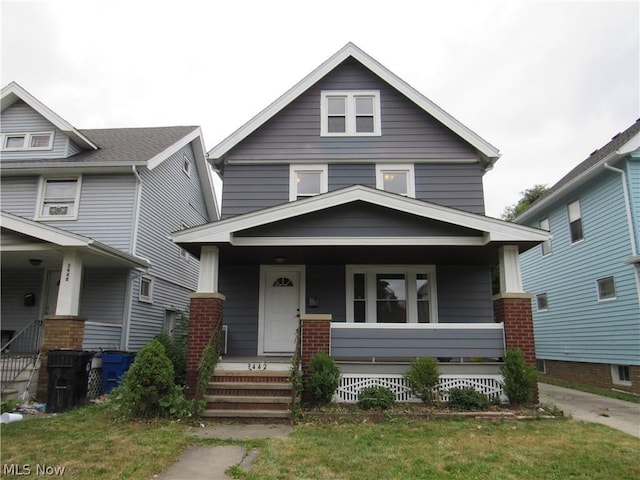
[515,119,640,395]
[0,82,218,399]
[173,43,549,416]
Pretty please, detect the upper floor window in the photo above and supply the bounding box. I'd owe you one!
[182,154,191,177]
[289,164,327,201]
[35,176,82,220]
[139,276,153,303]
[567,199,583,243]
[320,91,381,136]
[376,164,415,197]
[539,217,552,255]
[2,132,54,151]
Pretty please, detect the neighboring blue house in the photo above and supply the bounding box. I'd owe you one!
[0,82,218,400]
[515,119,640,395]
[173,43,549,417]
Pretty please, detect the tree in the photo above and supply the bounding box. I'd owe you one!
[501,184,549,221]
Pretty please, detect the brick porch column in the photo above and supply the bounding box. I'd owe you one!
[494,293,539,404]
[300,314,332,379]
[36,315,87,401]
[185,292,225,399]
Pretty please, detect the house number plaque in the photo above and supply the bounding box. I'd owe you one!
[247,362,267,371]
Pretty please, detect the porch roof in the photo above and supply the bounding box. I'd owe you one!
[1,211,151,270]
[172,186,550,262]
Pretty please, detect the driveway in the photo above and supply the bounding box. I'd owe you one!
[538,382,640,438]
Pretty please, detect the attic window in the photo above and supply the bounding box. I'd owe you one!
[2,132,54,151]
[321,91,381,136]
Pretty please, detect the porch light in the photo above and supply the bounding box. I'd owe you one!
[28,258,42,266]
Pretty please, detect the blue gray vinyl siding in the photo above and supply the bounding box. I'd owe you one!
[330,325,504,359]
[236,202,480,238]
[0,101,72,160]
[219,265,260,356]
[220,164,289,219]
[127,275,192,351]
[79,269,128,325]
[328,164,376,190]
[415,163,485,214]
[136,145,208,289]
[436,266,494,323]
[225,61,478,162]
[83,323,122,351]
[0,174,137,252]
[627,158,640,251]
[520,170,640,366]
[0,269,44,333]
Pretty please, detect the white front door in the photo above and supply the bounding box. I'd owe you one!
[259,266,304,355]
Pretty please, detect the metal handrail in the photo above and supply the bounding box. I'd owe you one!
[1,318,44,354]
[1,319,44,394]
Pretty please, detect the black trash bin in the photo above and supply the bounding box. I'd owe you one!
[46,350,94,413]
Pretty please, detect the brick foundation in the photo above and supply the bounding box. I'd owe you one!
[493,293,539,404]
[542,359,640,396]
[36,315,87,401]
[300,315,332,379]
[185,292,225,399]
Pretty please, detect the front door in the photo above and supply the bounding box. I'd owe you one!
[259,266,304,355]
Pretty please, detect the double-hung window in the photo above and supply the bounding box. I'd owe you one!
[35,176,82,220]
[321,91,381,136]
[567,200,583,243]
[346,265,437,323]
[376,164,415,197]
[2,132,54,151]
[289,164,327,201]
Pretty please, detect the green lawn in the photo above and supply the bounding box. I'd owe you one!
[1,403,639,480]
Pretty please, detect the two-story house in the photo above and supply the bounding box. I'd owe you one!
[0,82,218,400]
[515,119,640,395]
[172,43,549,417]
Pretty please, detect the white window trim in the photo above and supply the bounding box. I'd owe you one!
[345,265,438,324]
[34,176,82,221]
[289,164,328,201]
[182,154,192,177]
[611,365,632,386]
[2,131,54,151]
[596,276,616,302]
[568,199,584,244]
[375,163,415,197]
[536,293,549,312]
[320,90,381,137]
[139,276,154,303]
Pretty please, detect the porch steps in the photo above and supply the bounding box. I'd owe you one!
[201,359,295,420]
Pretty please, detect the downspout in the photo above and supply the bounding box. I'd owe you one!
[121,166,145,350]
[604,161,640,305]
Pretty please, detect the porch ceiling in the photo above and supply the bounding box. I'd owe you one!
[209,242,537,266]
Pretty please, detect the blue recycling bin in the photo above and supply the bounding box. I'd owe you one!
[101,351,136,394]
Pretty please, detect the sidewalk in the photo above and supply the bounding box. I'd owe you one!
[155,424,292,480]
[538,382,640,438]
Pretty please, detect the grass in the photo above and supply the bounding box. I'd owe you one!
[1,404,639,480]
[539,375,640,403]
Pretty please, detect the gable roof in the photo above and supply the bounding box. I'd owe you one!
[207,43,500,170]
[1,211,150,269]
[1,81,98,150]
[172,185,548,251]
[515,118,640,223]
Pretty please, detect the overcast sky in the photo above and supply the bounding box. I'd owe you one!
[2,0,638,218]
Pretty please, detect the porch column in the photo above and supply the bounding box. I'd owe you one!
[56,250,83,316]
[494,246,538,404]
[186,245,224,398]
[300,314,332,380]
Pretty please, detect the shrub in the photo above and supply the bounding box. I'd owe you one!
[112,339,180,419]
[306,351,341,404]
[404,357,440,403]
[154,331,187,386]
[357,386,396,410]
[500,348,538,405]
[448,387,489,411]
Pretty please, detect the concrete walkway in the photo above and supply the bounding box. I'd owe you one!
[539,382,640,438]
[155,424,292,480]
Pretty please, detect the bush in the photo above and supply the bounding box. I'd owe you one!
[500,348,538,405]
[357,386,396,410]
[154,331,187,386]
[448,387,489,411]
[404,357,440,403]
[112,339,185,419]
[306,351,341,404]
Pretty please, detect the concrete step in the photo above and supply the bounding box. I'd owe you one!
[207,382,293,397]
[211,371,291,384]
[201,409,291,419]
[205,394,290,405]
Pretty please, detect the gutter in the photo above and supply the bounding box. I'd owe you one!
[603,162,638,257]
